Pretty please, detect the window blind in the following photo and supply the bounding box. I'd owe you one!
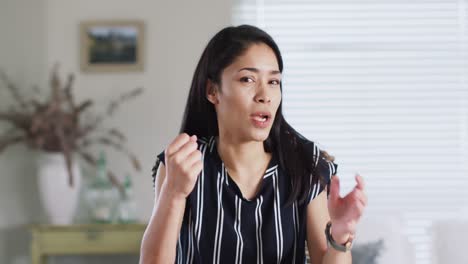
[232,1,468,264]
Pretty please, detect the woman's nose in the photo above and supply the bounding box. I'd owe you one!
[255,83,272,103]
[256,96,271,103]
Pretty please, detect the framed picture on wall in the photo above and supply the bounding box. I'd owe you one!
[80,20,145,73]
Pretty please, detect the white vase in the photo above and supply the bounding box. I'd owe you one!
[36,152,82,225]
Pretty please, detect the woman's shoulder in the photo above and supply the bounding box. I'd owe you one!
[294,135,338,179]
[294,135,338,202]
[294,135,320,163]
[294,135,336,166]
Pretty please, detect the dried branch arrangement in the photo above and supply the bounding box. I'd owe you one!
[0,65,143,188]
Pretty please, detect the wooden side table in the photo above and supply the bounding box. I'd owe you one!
[30,224,146,264]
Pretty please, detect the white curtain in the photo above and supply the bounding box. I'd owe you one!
[232,1,468,264]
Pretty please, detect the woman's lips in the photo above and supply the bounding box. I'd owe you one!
[250,115,271,128]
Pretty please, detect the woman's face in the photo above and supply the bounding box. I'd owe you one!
[207,43,282,143]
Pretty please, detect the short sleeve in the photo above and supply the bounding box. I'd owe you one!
[306,143,338,203]
[151,150,165,190]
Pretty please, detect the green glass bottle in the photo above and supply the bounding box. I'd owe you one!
[117,174,138,223]
[86,151,119,223]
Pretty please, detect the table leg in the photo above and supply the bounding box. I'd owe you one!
[31,241,46,264]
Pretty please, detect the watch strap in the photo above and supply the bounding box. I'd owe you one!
[325,221,354,252]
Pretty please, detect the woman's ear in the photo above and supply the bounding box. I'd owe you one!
[206,79,219,105]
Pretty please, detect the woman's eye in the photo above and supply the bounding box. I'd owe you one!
[240,77,254,83]
[270,80,281,85]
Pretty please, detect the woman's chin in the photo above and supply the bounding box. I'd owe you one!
[249,129,271,142]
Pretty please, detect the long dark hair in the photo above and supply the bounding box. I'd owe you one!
[179,25,328,206]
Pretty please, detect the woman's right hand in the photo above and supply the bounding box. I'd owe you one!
[162,133,203,201]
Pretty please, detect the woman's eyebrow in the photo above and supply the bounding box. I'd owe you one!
[238,67,281,75]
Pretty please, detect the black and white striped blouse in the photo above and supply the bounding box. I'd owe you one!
[151,136,338,264]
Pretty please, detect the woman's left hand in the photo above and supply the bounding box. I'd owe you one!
[327,174,367,244]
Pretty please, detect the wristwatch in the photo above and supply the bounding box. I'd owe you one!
[324,221,354,252]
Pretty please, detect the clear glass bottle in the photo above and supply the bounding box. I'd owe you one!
[85,151,119,223]
[117,174,138,223]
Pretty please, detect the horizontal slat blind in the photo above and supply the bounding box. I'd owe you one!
[232,1,468,264]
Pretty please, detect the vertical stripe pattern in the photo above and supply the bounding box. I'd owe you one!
[292,201,299,262]
[186,210,194,264]
[177,236,182,264]
[152,136,338,264]
[255,196,264,264]
[213,170,225,264]
[234,197,244,264]
[195,143,207,244]
[272,168,283,264]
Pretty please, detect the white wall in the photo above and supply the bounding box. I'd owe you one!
[0,0,233,263]
[0,0,47,263]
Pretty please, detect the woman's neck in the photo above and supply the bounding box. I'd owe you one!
[215,135,270,177]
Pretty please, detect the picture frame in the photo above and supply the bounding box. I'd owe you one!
[80,20,145,73]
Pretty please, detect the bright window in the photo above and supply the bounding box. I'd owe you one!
[232,1,468,263]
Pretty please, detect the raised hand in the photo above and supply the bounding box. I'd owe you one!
[327,174,367,244]
[163,133,203,201]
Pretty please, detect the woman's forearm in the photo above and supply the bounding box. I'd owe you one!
[322,224,352,264]
[322,247,352,264]
[140,185,186,264]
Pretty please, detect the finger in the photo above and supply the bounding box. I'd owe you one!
[189,160,203,177]
[351,189,368,207]
[177,135,198,160]
[329,175,341,203]
[185,149,202,168]
[174,140,198,161]
[166,133,191,156]
[355,174,365,190]
[345,196,365,219]
[353,202,365,219]
[347,188,366,204]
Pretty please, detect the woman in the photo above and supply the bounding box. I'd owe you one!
[140,25,367,264]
